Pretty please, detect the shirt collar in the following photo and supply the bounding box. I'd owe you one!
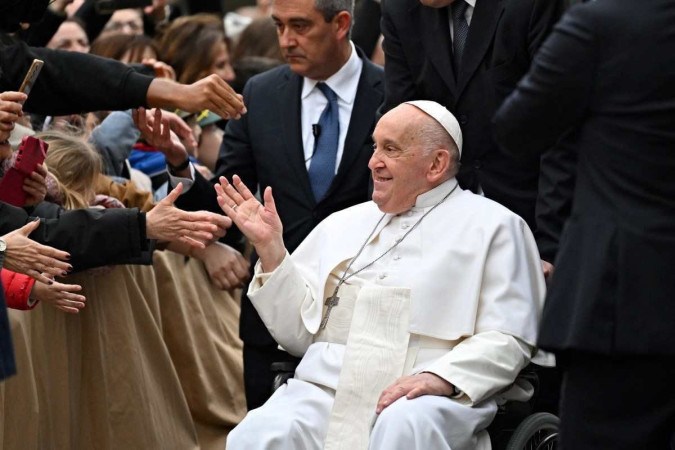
[464,0,476,8]
[413,178,461,209]
[301,41,362,104]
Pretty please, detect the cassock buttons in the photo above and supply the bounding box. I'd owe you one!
[395,236,403,243]
[401,223,410,230]
[393,255,401,261]
[379,273,387,279]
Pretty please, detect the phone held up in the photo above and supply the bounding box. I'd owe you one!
[18,59,44,100]
[95,0,152,14]
[0,136,49,207]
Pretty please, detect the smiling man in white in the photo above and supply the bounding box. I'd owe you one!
[220,101,547,450]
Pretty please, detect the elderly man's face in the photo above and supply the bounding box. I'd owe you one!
[369,106,437,214]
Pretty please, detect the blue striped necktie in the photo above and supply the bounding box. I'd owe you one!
[308,82,339,201]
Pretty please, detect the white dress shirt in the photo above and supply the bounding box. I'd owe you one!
[300,41,363,171]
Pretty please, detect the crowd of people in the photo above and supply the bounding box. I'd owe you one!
[0,0,673,449]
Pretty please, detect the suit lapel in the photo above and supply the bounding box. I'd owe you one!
[456,0,504,96]
[278,69,316,205]
[325,56,382,201]
[421,5,457,95]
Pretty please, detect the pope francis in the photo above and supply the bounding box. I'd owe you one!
[219,101,547,450]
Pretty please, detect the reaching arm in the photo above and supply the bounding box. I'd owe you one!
[1,41,246,118]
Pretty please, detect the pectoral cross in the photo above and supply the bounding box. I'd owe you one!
[319,292,340,330]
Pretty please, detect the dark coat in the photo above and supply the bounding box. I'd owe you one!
[380,0,564,230]
[494,0,675,356]
[0,36,152,116]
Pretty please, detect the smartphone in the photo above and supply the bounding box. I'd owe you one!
[0,136,49,207]
[18,59,44,99]
[95,0,152,14]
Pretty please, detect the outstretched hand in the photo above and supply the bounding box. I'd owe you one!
[215,175,286,272]
[31,278,86,314]
[146,183,231,248]
[2,220,72,284]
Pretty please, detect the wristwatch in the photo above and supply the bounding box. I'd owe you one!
[0,238,6,269]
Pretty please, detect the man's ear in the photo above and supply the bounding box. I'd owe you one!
[427,149,450,183]
[334,11,352,40]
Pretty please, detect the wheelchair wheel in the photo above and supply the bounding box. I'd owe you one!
[505,412,560,450]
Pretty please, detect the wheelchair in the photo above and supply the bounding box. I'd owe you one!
[271,362,560,450]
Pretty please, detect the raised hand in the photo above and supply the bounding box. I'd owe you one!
[146,182,232,248]
[215,175,286,272]
[133,107,194,164]
[31,278,86,314]
[2,220,72,284]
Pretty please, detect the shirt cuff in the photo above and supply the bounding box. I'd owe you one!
[167,162,196,193]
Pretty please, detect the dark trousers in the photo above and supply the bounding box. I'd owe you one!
[243,344,300,411]
[558,352,675,450]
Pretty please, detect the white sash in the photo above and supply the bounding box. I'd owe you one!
[323,286,411,450]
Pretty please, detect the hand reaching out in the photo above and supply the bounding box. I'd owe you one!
[215,175,285,272]
[2,220,72,284]
[146,182,232,248]
[31,278,86,314]
[147,75,246,121]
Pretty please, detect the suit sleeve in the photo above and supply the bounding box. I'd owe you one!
[493,6,596,158]
[0,40,152,116]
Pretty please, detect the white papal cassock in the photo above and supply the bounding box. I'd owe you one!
[227,179,549,450]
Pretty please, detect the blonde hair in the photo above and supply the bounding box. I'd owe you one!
[38,130,102,210]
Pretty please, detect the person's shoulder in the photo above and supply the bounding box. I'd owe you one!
[245,64,294,90]
[321,201,380,229]
[381,0,419,16]
[453,190,529,229]
[361,56,384,77]
[357,50,384,88]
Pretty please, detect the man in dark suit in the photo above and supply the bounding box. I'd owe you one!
[494,1,675,447]
[380,0,563,238]
[174,0,384,409]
